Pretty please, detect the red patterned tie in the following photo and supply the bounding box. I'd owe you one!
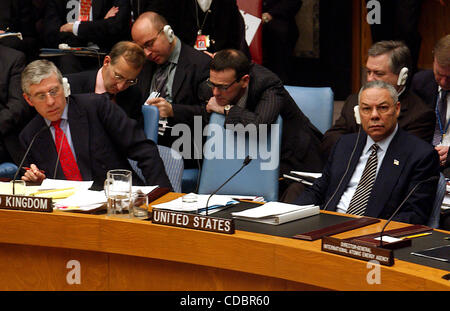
[79,0,92,21]
[51,120,83,181]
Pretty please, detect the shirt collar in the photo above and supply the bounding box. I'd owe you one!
[95,68,107,94]
[166,36,181,65]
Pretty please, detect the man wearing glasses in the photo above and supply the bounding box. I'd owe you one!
[131,11,211,168]
[206,49,325,199]
[65,41,146,122]
[19,59,171,190]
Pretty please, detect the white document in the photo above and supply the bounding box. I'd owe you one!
[239,10,261,45]
[232,201,320,225]
[39,178,93,190]
[54,189,106,211]
[152,193,238,213]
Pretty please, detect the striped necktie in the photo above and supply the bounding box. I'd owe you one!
[347,143,379,216]
[432,90,449,146]
[51,120,83,181]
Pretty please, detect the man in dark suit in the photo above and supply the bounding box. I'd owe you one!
[146,0,249,57]
[206,49,324,183]
[321,41,435,159]
[296,81,440,225]
[262,0,302,83]
[43,0,131,73]
[131,11,212,168]
[0,45,34,166]
[19,59,171,190]
[65,41,146,122]
[412,34,450,230]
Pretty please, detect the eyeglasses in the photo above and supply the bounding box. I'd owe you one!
[31,87,62,102]
[113,71,138,85]
[206,78,238,91]
[359,104,393,116]
[142,28,164,50]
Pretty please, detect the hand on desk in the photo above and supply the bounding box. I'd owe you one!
[22,164,46,183]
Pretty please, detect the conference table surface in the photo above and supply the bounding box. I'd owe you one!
[0,192,449,291]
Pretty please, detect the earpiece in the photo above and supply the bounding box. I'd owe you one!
[397,67,408,86]
[62,77,71,97]
[354,105,361,125]
[163,25,175,43]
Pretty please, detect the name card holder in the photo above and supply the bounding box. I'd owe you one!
[151,208,235,234]
[322,236,394,266]
[0,194,53,213]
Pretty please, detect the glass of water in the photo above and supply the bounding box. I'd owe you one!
[104,169,132,217]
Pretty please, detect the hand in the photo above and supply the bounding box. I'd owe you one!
[435,145,449,166]
[206,97,225,114]
[0,30,5,34]
[104,6,119,19]
[262,12,273,23]
[147,97,174,118]
[21,164,46,183]
[59,23,74,33]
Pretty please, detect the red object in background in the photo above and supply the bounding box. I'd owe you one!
[237,0,263,64]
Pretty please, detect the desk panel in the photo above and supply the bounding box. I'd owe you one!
[0,193,448,290]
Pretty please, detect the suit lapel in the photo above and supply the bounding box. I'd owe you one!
[366,129,405,218]
[67,98,92,180]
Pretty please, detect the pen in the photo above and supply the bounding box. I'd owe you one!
[402,232,432,239]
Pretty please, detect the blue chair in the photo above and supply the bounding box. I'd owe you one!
[157,145,184,193]
[427,173,446,228]
[0,162,18,179]
[284,85,334,134]
[141,105,159,143]
[198,113,282,201]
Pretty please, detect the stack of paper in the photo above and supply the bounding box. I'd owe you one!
[152,193,238,215]
[231,202,320,225]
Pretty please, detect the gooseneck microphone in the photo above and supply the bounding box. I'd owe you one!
[378,175,439,247]
[204,156,252,216]
[12,125,49,194]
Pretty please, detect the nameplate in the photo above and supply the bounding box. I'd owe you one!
[0,194,53,213]
[152,208,235,234]
[322,236,394,266]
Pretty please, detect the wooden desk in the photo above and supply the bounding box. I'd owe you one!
[0,193,448,290]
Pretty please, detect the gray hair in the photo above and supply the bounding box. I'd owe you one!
[368,40,411,75]
[21,59,63,95]
[358,80,399,104]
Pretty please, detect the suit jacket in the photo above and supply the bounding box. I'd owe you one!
[43,0,130,51]
[0,45,34,164]
[321,89,435,158]
[65,70,143,122]
[296,128,440,225]
[411,69,438,110]
[136,41,211,166]
[148,0,249,57]
[19,93,172,189]
[225,64,325,175]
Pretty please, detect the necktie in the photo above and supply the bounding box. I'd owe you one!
[51,120,83,181]
[152,62,170,99]
[79,0,92,22]
[432,90,449,146]
[347,144,379,216]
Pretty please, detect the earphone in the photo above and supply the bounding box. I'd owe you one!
[163,25,175,43]
[397,67,408,86]
[354,105,361,125]
[62,77,71,97]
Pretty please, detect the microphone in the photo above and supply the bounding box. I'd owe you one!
[12,125,49,194]
[378,175,439,247]
[204,156,252,216]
